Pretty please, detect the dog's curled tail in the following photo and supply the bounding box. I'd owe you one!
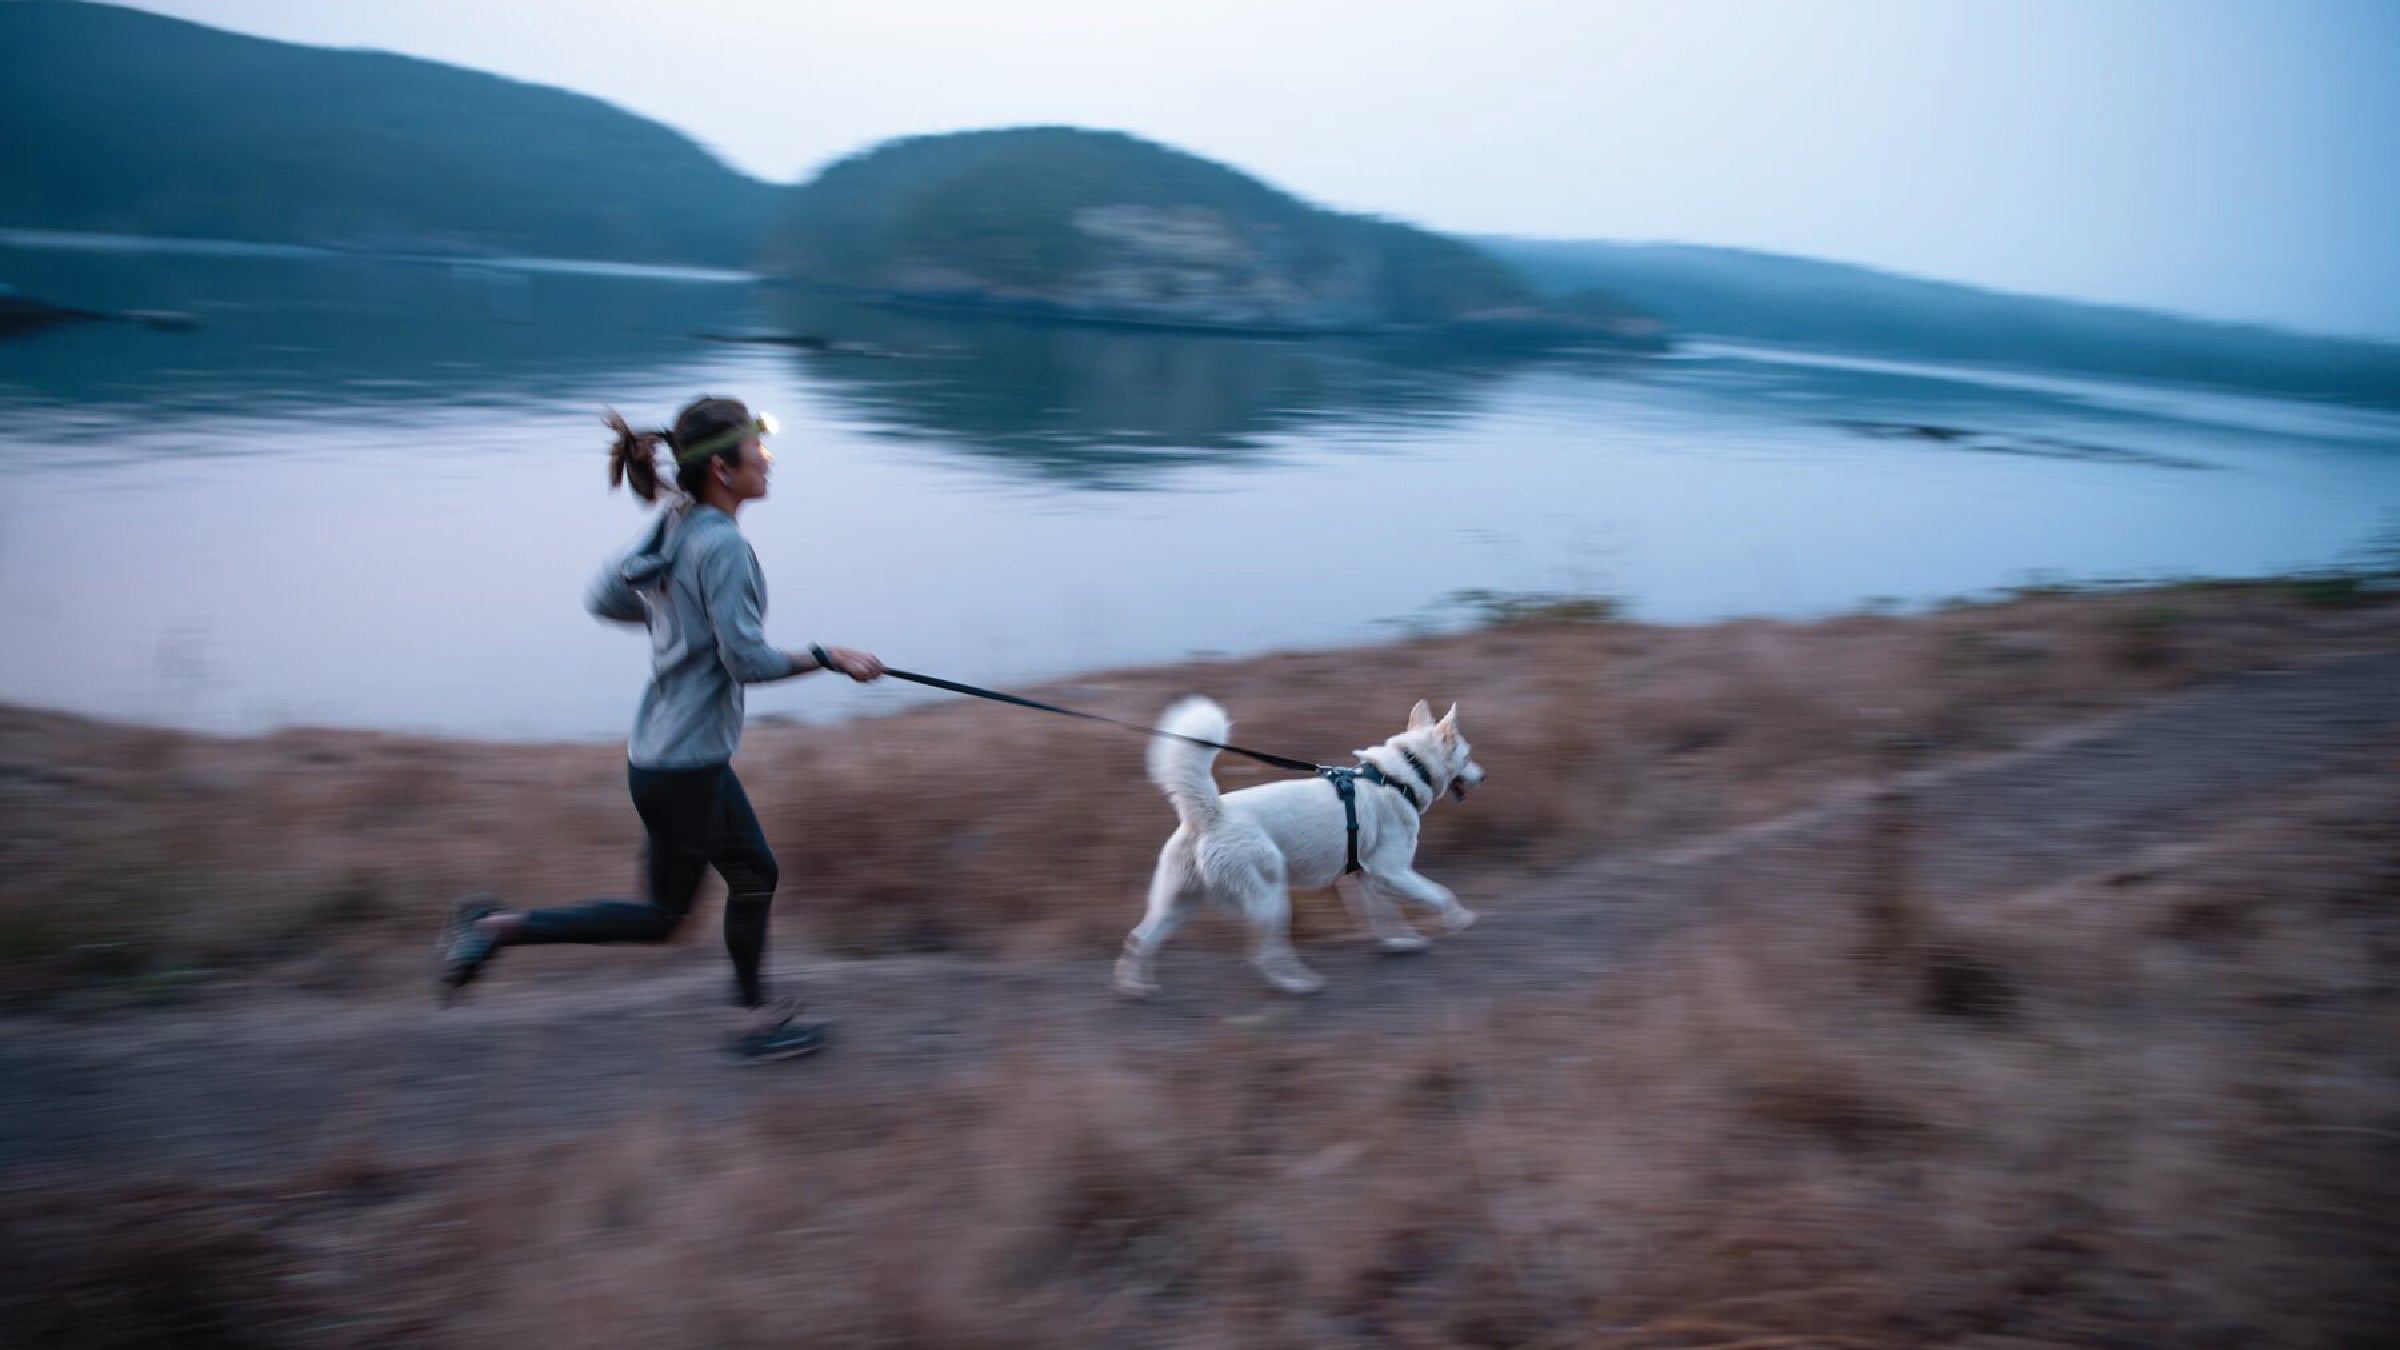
[1148,696,1230,829]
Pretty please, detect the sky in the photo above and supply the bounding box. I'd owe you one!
[114,0,2400,341]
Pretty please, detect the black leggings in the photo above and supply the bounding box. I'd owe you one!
[510,762,779,1008]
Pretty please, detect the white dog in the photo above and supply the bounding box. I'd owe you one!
[1115,697,1487,998]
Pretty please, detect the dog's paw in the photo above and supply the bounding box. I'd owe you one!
[1269,970,1327,997]
[1441,905,1478,934]
[1377,931,1431,954]
[1114,948,1160,1000]
[1256,955,1327,997]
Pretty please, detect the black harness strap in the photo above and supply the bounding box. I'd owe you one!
[1322,761,1422,874]
[1323,767,1365,874]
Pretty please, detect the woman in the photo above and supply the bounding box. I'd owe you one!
[436,395,884,1064]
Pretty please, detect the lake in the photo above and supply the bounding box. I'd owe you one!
[2,235,2395,739]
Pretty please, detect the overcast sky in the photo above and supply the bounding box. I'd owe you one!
[118,0,2400,340]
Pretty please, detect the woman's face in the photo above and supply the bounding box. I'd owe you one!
[715,436,773,502]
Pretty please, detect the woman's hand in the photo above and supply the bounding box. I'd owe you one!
[817,646,885,683]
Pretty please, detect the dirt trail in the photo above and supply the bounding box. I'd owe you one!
[2,650,2394,1181]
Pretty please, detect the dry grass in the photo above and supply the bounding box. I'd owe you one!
[5,748,2394,1348]
[3,575,2397,1346]
[0,578,2392,1006]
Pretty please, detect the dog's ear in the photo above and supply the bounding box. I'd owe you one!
[1438,704,1459,738]
[1408,699,1435,731]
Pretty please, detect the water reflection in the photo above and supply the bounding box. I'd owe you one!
[1,243,1635,488]
[0,242,763,429]
[4,241,2393,742]
[760,290,1554,488]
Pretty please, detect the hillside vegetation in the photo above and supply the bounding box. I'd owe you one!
[1480,237,2400,406]
[0,3,775,266]
[766,127,1657,341]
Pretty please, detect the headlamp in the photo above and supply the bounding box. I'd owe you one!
[673,413,778,465]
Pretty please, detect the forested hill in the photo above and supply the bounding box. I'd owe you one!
[763,126,1657,340]
[0,2,776,266]
[1477,237,2400,407]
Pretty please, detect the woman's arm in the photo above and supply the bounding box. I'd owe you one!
[698,537,886,684]
[586,515,670,628]
[584,560,647,627]
[699,539,801,683]
[806,643,886,682]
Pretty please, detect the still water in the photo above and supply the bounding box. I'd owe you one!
[2,237,2394,738]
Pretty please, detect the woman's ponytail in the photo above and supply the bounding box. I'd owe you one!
[610,396,755,503]
[605,409,670,503]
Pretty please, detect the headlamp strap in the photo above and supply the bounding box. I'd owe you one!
[672,414,776,466]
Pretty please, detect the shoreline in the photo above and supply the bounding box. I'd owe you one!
[6,571,2388,749]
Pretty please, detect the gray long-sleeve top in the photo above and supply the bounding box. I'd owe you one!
[586,503,799,768]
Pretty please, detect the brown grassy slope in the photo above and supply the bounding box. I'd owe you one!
[0,579,2393,1004]
[3,738,2393,1348]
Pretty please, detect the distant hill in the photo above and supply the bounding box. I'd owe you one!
[11,1,2382,397]
[765,127,1660,343]
[1476,238,2400,407]
[0,2,775,266]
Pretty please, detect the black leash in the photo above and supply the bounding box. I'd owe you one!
[879,665,1406,873]
[881,667,1322,774]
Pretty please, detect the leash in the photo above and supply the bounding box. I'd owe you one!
[876,664,1410,873]
[880,666,1322,773]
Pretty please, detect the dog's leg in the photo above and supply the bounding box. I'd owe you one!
[1340,875,1428,953]
[1366,866,1478,934]
[1116,886,1195,1000]
[1239,867,1324,996]
[1117,834,1199,999]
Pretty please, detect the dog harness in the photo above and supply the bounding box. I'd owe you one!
[1321,747,1441,874]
